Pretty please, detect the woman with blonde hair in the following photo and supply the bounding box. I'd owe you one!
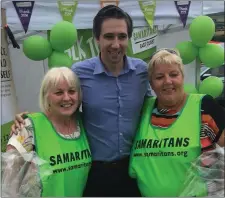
[2,67,91,197]
[129,49,225,197]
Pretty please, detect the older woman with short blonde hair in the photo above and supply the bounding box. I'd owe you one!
[39,67,82,113]
[148,49,184,77]
[2,67,91,197]
[129,48,225,197]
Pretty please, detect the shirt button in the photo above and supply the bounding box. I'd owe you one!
[120,150,123,153]
[119,114,122,117]
[120,133,123,136]
[118,96,121,100]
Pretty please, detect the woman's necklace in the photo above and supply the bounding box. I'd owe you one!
[52,119,80,139]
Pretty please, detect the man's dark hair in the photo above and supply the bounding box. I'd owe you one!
[93,5,133,39]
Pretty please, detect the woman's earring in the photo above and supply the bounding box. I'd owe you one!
[48,104,51,112]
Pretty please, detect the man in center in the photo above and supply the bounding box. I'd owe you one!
[72,5,151,197]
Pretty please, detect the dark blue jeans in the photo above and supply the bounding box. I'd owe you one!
[83,157,141,197]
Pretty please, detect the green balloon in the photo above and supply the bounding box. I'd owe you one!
[199,43,224,68]
[176,41,199,64]
[199,76,224,98]
[184,84,198,94]
[23,36,52,61]
[50,21,77,52]
[48,51,73,68]
[189,16,215,47]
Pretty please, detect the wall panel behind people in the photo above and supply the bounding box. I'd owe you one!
[9,40,46,113]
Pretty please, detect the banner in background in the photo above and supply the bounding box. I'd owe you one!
[57,28,157,65]
[130,26,157,54]
[174,1,191,28]
[57,0,78,22]
[12,1,34,33]
[1,9,19,152]
[139,0,157,30]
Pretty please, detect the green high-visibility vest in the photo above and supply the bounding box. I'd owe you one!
[27,112,91,197]
[129,94,208,197]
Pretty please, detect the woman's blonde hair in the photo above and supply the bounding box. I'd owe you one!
[148,49,184,79]
[39,67,82,113]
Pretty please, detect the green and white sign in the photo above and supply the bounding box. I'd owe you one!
[130,26,157,54]
[65,29,100,63]
[139,0,157,29]
[57,0,78,22]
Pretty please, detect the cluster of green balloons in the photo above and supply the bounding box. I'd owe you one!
[176,15,224,98]
[176,16,224,67]
[23,21,77,68]
[184,76,224,98]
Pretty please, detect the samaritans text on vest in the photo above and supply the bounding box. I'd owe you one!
[135,137,190,149]
[133,137,190,158]
[49,149,91,166]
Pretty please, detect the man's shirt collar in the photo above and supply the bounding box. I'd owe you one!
[93,54,136,75]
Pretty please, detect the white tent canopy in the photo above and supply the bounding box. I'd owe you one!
[2,0,224,31]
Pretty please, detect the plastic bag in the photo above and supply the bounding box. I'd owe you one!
[1,149,52,197]
[179,145,224,197]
